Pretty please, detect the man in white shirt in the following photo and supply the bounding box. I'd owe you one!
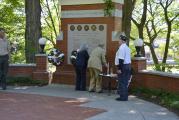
[115,33,131,101]
[0,28,10,90]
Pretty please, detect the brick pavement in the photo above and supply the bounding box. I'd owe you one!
[0,92,105,120]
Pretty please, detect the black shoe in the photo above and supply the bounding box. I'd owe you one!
[115,97,128,101]
[96,90,103,93]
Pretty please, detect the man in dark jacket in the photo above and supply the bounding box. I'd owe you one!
[75,43,89,91]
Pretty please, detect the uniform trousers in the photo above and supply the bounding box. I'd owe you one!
[118,64,131,100]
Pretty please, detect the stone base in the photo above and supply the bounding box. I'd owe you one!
[32,71,50,81]
[53,71,76,85]
[132,57,147,73]
[52,65,117,89]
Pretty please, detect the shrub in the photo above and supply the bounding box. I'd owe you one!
[7,77,48,86]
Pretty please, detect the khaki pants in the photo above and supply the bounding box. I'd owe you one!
[88,68,102,92]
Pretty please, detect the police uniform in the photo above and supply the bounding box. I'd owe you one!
[115,39,131,101]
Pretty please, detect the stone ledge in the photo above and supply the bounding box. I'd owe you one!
[10,64,36,67]
[139,70,179,79]
[35,54,47,57]
[132,57,147,61]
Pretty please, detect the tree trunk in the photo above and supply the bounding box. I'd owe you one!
[160,1,175,71]
[138,0,147,56]
[162,22,171,71]
[149,45,161,71]
[25,0,41,63]
[122,0,136,45]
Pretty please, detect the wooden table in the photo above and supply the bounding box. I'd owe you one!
[99,74,118,95]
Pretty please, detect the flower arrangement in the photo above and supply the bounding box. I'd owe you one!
[48,48,65,66]
[70,50,78,66]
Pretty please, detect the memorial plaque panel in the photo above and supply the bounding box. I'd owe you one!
[68,24,107,64]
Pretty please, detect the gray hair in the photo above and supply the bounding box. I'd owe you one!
[98,43,105,48]
[79,43,88,51]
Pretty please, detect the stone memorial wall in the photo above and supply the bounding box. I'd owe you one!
[53,0,124,84]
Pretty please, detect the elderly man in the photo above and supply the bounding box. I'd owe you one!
[115,33,131,101]
[88,43,107,93]
[0,28,10,90]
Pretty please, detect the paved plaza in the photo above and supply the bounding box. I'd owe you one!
[0,84,178,120]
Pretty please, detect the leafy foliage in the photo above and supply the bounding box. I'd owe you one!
[103,0,115,16]
[0,0,25,63]
[131,0,179,72]
[41,0,60,49]
[7,76,48,86]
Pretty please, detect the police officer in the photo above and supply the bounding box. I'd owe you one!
[115,33,131,101]
[0,28,10,90]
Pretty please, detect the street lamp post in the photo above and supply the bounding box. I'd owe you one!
[134,38,144,57]
[38,37,47,54]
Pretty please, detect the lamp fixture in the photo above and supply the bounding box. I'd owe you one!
[38,37,47,54]
[134,38,143,57]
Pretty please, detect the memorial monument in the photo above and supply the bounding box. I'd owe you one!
[53,0,124,84]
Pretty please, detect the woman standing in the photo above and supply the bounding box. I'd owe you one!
[0,28,10,90]
[75,43,89,91]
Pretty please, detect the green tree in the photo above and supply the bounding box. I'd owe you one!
[41,0,60,48]
[157,0,179,71]
[132,0,148,55]
[0,0,25,63]
[131,0,179,71]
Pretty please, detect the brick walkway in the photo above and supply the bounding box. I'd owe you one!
[0,92,105,120]
[1,85,178,120]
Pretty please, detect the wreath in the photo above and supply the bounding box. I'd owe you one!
[48,48,65,66]
[70,50,78,65]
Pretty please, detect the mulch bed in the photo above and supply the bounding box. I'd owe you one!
[0,92,105,120]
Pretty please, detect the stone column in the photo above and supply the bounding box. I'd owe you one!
[131,57,147,88]
[131,57,147,73]
[33,54,50,81]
